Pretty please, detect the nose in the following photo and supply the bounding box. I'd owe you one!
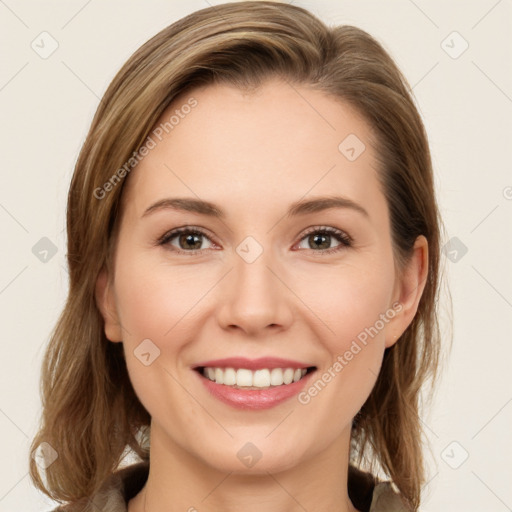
[215,244,294,337]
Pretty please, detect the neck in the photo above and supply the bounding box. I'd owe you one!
[130,422,359,512]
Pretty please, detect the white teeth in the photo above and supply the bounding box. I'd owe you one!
[214,368,224,385]
[201,367,309,388]
[223,367,236,386]
[253,369,270,387]
[270,368,283,385]
[283,368,294,385]
[236,369,253,387]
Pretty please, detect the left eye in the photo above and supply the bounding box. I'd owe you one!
[158,226,352,255]
[295,227,352,253]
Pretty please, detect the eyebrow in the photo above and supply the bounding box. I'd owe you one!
[141,195,369,220]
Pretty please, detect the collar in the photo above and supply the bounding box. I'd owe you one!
[54,460,410,512]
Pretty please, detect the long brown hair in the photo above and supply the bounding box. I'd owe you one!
[29,2,448,509]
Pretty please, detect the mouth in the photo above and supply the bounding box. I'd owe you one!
[194,365,317,390]
[192,357,317,409]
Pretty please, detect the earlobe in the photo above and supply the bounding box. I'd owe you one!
[385,235,429,348]
[95,267,123,342]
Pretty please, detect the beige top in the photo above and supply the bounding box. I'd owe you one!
[52,461,411,512]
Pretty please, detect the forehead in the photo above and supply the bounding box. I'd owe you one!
[121,79,385,220]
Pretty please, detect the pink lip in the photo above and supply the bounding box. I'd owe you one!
[193,366,316,410]
[193,357,313,370]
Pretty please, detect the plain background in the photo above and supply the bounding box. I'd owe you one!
[1,1,511,510]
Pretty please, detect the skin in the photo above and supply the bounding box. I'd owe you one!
[96,78,428,512]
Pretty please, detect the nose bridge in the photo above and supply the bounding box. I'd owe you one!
[235,239,275,297]
[216,235,292,333]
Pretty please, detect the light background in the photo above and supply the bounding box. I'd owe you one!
[1,0,511,510]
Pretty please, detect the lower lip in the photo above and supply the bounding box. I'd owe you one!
[195,370,315,410]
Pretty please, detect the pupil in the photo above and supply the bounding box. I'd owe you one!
[311,233,329,249]
[181,233,201,250]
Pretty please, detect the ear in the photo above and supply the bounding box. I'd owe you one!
[385,235,429,348]
[95,267,123,342]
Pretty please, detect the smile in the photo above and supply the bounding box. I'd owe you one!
[199,366,312,389]
[192,357,317,410]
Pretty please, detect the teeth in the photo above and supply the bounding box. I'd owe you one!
[283,368,294,385]
[236,369,253,387]
[223,367,236,385]
[270,368,284,386]
[201,367,309,388]
[214,368,224,385]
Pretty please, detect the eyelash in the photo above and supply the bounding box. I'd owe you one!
[156,225,353,256]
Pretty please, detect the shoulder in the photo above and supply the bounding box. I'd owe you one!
[48,461,408,512]
[49,461,149,512]
[369,481,412,512]
[348,464,412,512]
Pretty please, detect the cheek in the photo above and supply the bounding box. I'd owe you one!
[113,258,209,430]
[114,258,212,342]
[290,257,395,404]
[291,267,394,446]
[112,256,227,415]
[290,256,395,351]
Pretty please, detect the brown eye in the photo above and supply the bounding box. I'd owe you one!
[157,225,352,256]
[177,232,203,250]
[159,228,215,254]
[296,227,352,254]
[308,232,331,250]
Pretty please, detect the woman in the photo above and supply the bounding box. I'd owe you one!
[29,2,445,511]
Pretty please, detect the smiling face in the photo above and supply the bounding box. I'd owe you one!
[96,77,427,475]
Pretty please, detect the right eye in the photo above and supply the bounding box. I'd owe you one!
[158,227,217,255]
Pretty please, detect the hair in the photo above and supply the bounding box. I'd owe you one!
[29,1,449,510]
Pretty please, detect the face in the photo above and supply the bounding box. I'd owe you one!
[97,78,427,475]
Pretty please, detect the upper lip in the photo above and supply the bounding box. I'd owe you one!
[193,357,315,371]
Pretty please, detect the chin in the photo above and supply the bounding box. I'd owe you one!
[190,434,310,475]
